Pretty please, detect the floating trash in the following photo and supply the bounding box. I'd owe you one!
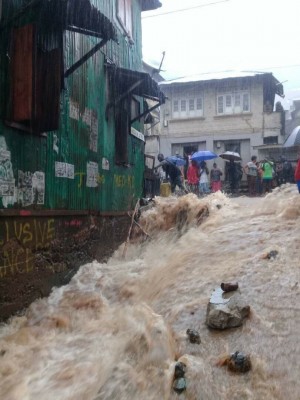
[221,282,239,292]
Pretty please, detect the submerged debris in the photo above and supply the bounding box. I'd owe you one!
[221,282,239,292]
[206,287,250,329]
[266,250,279,260]
[217,351,251,373]
[173,362,187,393]
[186,328,201,344]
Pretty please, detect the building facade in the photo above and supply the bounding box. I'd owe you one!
[158,71,284,170]
[0,0,163,319]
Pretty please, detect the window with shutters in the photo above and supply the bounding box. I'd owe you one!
[172,96,203,118]
[117,0,132,38]
[216,90,250,115]
[8,24,62,134]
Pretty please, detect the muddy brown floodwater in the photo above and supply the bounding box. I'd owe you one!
[0,185,300,400]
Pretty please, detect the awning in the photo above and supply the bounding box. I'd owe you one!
[106,64,166,122]
[107,65,166,103]
[38,0,118,42]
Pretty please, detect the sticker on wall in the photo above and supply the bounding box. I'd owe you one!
[0,146,15,197]
[102,157,109,171]
[86,161,98,187]
[55,162,74,179]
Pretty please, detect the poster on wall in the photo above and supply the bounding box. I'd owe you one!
[86,161,98,187]
[0,149,15,196]
[32,171,45,204]
[18,170,33,206]
[55,162,74,179]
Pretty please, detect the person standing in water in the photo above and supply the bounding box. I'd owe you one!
[199,161,210,195]
[187,160,200,194]
[210,163,223,192]
[154,153,186,193]
[261,158,274,194]
[244,156,258,196]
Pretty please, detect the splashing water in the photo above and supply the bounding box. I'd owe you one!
[0,185,300,399]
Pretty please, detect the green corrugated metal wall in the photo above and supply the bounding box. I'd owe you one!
[0,0,145,212]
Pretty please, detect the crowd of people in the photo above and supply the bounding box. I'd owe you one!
[154,153,224,195]
[243,155,298,196]
[154,152,300,196]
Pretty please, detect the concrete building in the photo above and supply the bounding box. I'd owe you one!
[158,71,284,171]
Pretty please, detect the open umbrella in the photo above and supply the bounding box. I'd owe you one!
[219,151,242,161]
[191,150,218,162]
[283,126,300,147]
[166,156,186,166]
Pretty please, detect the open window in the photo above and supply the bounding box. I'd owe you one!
[8,24,62,134]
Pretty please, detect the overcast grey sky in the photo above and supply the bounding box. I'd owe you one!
[142,0,300,103]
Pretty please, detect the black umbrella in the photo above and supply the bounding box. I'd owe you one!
[219,151,242,161]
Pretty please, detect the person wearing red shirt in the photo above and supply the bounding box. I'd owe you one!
[187,160,199,194]
[294,152,300,193]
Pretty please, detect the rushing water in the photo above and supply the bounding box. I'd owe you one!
[0,185,300,400]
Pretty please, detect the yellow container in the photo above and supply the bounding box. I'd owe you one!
[160,182,171,197]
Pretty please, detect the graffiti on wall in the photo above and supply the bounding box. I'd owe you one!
[114,174,135,188]
[0,218,56,278]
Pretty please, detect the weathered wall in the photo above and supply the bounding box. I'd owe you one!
[0,0,147,319]
[0,0,145,212]
[0,212,130,320]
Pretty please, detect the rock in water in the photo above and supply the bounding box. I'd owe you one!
[173,377,187,394]
[227,351,252,373]
[186,329,201,344]
[206,288,250,329]
[174,362,186,379]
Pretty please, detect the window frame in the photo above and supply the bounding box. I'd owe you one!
[117,0,133,39]
[7,23,62,134]
[216,90,250,115]
[172,95,204,119]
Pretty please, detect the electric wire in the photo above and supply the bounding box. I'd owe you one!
[142,0,230,19]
